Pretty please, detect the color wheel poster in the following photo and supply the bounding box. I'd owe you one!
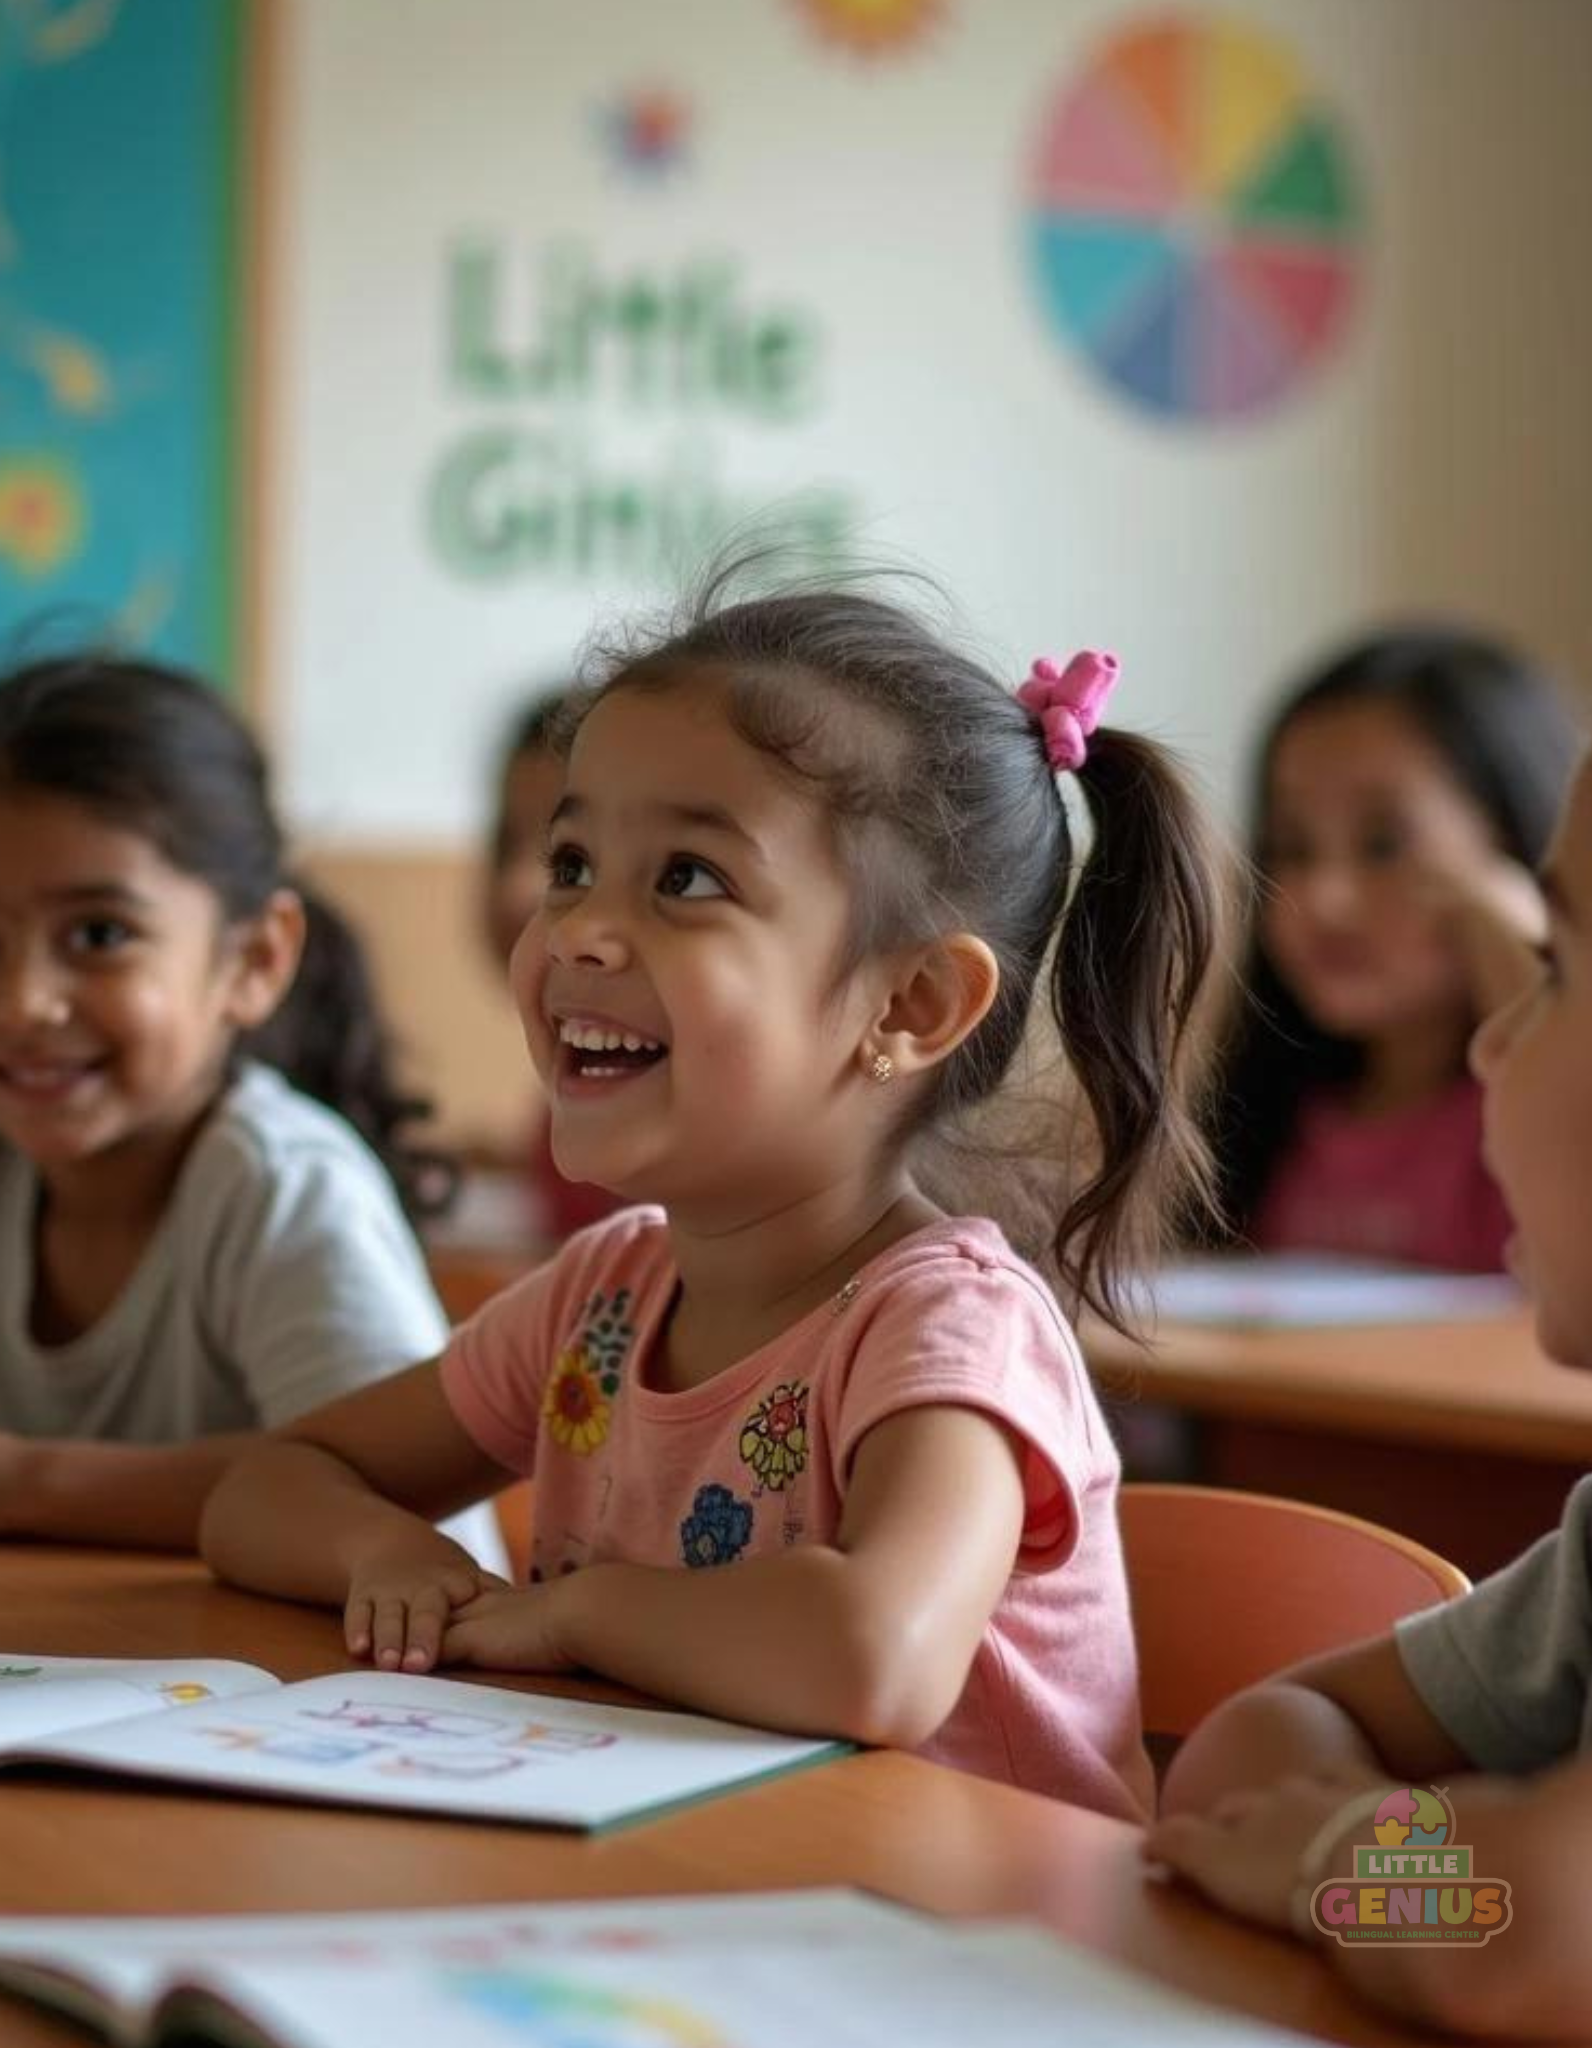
[1026,14,1359,421]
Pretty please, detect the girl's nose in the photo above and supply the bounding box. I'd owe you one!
[0,949,70,1028]
[1293,859,1361,923]
[545,895,630,972]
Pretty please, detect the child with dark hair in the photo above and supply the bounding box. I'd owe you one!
[1207,628,1578,1270]
[479,691,618,1239]
[1149,743,1592,2037]
[0,655,488,1556]
[204,566,1223,1820]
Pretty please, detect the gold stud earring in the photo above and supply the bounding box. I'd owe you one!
[869,1051,894,1084]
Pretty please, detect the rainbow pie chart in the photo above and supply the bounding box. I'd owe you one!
[1026,14,1361,422]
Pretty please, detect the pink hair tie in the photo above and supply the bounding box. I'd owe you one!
[1016,650,1120,772]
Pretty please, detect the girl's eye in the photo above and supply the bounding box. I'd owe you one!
[546,844,591,890]
[657,856,726,900]
[1360,829,1408,865]
[65,916,135,957]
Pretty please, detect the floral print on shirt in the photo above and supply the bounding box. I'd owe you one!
[738,1380,809,1493]
[679,1483,755,1567]
[541,1287,634,1456]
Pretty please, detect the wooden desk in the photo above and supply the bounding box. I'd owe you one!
[1088,1309,1592,1577]
[1,1549,1470,2048]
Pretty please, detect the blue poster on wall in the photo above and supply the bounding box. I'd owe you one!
[0,0,243,679]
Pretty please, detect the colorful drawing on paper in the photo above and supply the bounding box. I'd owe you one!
[446,1965,728,2048]
[0,0,243,669]
[792,0,941,59]
[189,1696,620,1780]
[600,86,691,179]
[1024,13,1362,422]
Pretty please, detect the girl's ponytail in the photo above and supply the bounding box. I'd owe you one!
[1048,730,1225,1329]
[242,885,456,1224]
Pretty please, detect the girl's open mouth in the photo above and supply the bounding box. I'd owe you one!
[556,1019,668,1087]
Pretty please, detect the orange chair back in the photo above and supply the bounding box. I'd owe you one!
[428,1246,530,1323]
[1120,1482,1470,1743]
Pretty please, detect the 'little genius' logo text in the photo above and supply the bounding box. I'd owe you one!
[1308,1788,1513,1945]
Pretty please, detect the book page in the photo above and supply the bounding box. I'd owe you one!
[1140,1254,1522,1329]
[159,1912,1316,2048]
[0,1891,927,2022]
[10,1670,847,1829]
[0,1655,277,1745]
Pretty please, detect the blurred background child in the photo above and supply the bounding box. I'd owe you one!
[0,655,498,1566]
[1205,628,1578,1271]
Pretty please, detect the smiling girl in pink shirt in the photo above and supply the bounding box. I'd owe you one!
[204,567,1225,1820]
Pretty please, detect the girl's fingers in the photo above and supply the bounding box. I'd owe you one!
[345,1596,374,1659]
[352,1572,487,1672]
[398,1587,453,1671]
[371,1595,413,1670]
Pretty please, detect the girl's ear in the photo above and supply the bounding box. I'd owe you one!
[865,934,999,1081]
[222,887,307,1031]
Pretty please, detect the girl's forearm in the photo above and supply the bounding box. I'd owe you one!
[1160,1683,1385,1815]
[200,1440,444,1603]
[0,1434,256,1550]
[555,1548,946,1745]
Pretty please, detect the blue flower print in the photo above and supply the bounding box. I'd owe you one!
[679,1483,754,1568]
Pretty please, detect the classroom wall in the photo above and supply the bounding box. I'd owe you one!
[249,0,1592,1138]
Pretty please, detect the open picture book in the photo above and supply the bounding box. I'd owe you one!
[0,1888,1320,2048]
[0,1654,846,1831]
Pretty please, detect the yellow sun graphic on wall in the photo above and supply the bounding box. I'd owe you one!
[795,0,941,57]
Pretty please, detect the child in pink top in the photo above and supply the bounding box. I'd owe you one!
[203,567,1227,1822]
[1207,630,1576,1270]
[1254,1076,1509,1271]
[443,1208,1140,1814]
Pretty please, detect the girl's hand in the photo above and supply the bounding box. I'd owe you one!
[441,1582,580,1675]
[345,1533,509,1673]
[1144,1767,1384,1934]
[1413,847,1547,1013]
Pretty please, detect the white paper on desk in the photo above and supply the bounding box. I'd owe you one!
[958,1925,1316,2044]
[0,1890,932,2029]
[1139,1254,1522,1329]
[5,1667,847,1830]
[182,1932,1319,2048]
[0,1654,276,1744]
[0,1894,1317,2048]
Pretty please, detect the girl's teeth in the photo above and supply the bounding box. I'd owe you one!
[559,1022,663,1053]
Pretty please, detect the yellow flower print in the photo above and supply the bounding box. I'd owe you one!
[542,1348,613,1456]
[738,1381,809,1493]
[541,1288,633,1457]
[0,457,84,577]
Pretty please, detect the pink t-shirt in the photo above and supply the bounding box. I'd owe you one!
[440,1206,1151,1822]
[1254,1075,1511,1272]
